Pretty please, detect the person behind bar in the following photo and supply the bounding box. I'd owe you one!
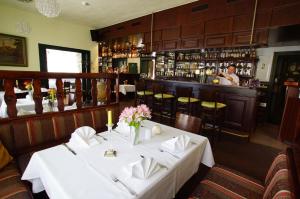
[218,64,239,86]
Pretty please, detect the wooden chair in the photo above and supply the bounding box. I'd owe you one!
[175,113,202,134]
[175,86,199,115]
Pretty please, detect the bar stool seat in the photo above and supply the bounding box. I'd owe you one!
[135,80,153,107]
[175,86,199,115]
[178,97,199,103]
[201,101,226,109]
[152,84,175,121]
[199,89,227,146]
[154,93,174,99]
[137,90,153,96]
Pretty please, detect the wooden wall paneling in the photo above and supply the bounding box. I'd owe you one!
[232,29,269,46]
[181,22,204,38]
[162,26,180,40]
[181,0,212,24]
[233,14,252,32]
[143,30,161,44]
[222,0,254,17]
[127,15,151,34]
[180,38,200,49]
[153,42,161,52]
[270,2,300,27]
[205,34,232,47]
[33,79,43,114]
[162,40,178,50]
[154,7,179,30]
[255,11,272,29]
[257,0,277,11]
[232,31,252,46]
[255,29,269,45]
[205,17,233,35]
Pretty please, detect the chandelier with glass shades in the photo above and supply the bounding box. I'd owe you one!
[35,0,61,18]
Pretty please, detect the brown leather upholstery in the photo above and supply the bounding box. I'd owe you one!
[0,103,119,197]
[189,150,297,199]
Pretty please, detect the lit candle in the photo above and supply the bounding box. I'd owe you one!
[107,110,112,126]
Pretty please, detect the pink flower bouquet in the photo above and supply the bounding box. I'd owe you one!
[119,104,151,128]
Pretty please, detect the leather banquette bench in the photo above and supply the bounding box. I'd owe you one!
[188,147,300,199]
[0,104,119,199]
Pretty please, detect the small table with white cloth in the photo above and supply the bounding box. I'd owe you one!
[119,84,136,95]
[22,120,214,199]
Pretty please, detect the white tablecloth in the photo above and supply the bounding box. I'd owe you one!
[119,85,135,95]
[22,120,214,199]
[0,98,74,118]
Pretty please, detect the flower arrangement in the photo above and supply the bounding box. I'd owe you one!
[47,88,56,102]
[24,81,33,90]
[119,104,151,128]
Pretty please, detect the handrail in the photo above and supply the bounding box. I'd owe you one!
[0,70,117,79]
[0,70,119,118]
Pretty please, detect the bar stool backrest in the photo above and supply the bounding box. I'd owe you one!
[176,86,193,98]
[152,83,164,94]
[135,80,146,93]
[198,89,218,102]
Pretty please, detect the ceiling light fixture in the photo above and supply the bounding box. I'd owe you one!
[35,0,61,18]
[82,1,90,6]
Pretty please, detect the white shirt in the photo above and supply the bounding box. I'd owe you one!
[218,73,239,86]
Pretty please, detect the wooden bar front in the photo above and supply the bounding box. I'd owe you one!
[145,79,257,138]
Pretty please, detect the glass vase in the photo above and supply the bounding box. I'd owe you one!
[130,125,140,145]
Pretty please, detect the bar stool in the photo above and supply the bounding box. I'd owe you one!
[152,84,175,120]
[175,86,199,115]
[134,80,153,107]
[199,89,226,144]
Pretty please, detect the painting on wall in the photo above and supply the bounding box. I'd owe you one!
[0,33,27,67]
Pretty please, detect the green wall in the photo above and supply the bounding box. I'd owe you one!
[0,3,98,72]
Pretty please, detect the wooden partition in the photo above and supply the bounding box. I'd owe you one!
[0,70,119,118]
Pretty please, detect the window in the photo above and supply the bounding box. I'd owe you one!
[46,49,82,73]
[38,44,90,92]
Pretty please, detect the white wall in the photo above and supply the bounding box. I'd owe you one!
[0,3,98,72]
[256,45,300,81]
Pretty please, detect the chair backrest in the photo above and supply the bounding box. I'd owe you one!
[152,83,164,94]
[175,113,202,134]
[176,86,193,98]
[135,80,145,92]
[198,89,218,102]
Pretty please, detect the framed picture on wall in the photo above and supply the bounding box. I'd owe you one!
[0,33,27,67]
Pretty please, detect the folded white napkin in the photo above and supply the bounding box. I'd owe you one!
[161,135,191,153]
[115,121,131,134]
[69,126,99,148]
[127,157,161,179]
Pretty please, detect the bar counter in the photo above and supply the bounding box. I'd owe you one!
[145,79,257,138]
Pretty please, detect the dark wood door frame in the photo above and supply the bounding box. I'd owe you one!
[38,43,91,100]
[267,51,300,123]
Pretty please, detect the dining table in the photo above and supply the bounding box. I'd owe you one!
[119,84,136,95]
[22,120,215,199]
